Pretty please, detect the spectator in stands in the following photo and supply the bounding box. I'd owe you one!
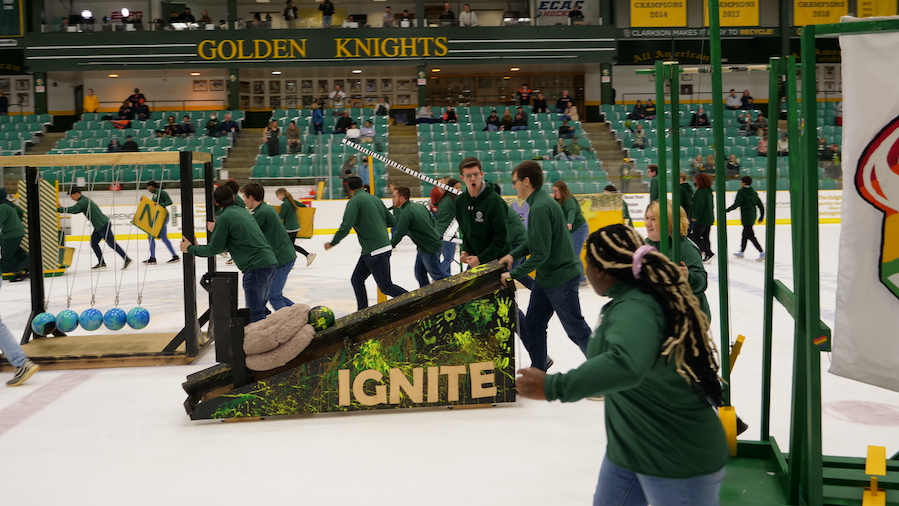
[690,107,710,127]
[726,154,740,177]
[443,106,458,123]
[283,1,298,28]
[740,90,754,109]
[835,101,843,126]
[107,139,122,152]
[824,143,841,177]
[459,4,478,26]
[628,100,645,120]
[264,120,280,156]
[417,105,442,124]
[287,120,301,153]
[199,10,213,23]
[219,113,240,139]
[83,89,99,113]
[205,113,220,136]
[319,0,335,27]
[329,84,347,108]
[566,137,588,161]
[749,114,767,135]
[777,133,789,156]
[180,116,195,136]
[118,100,134,120]
[511,112,529,131]
[339,156,358,196]
[247,13,263,29]
[158,116,181,137]
[691,155,705,175]
[439,3,455,25]
[382,6,394,27]
[499,109,514,131]
[345,122,361,143]
[334,111,354,134]
[705,154,716,172]
[568,4,585,23]
[553,138,570,161]
[360,120,375,144]
[483,110,501,131]
[558,119,574,139]
[134,101,150,122]
[632,124,646,149]
[737,112,753,135]
[122,135,139,152]
[757,131,768,156]
[555,90,574,113]
[517,83,532,106]
[375,96,390,116]
[643,99,657,120]
[178,7,196,22]
[725,89,742,110]
[311,102,325,134]
[561,104,579,121]
[127,88,146,109]
[617,158,636,192]
[398,10,413,25]
[532,93,548,113]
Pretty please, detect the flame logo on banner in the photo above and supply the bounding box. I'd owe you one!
[856,115,899,299]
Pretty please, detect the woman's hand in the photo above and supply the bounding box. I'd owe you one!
[516,368,547,400]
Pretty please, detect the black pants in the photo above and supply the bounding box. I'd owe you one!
[286,231,309,257]
[266,138,279,156]
[0,236,28,273]
[690,224,713,258]
[350,251,407,310]
[741,224,763,253]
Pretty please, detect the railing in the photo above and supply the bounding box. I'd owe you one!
[95,100,228,112]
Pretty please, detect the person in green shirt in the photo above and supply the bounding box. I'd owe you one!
[552,180,588,284]
[180,185,276,323]
[143,181,179,265]
[453,157,509,268]
[58,187,132,270]
[516,224,728,503]
[391,186,448,287]
[0,188,28,281]
[648,164,660,202]
[500,161,591,371]
[565,136,588,161]
[324,176,407,310]
[274,188,316,267]
[434,178,461,275]
[243,183,297,312]
[217,180,247,265]
[727,176,765,261]
[680,172,694,223]
[689,172,715,263]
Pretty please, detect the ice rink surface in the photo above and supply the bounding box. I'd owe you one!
[1,223,898,505]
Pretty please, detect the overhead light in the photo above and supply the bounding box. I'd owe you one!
[352,69,362,74]
[510,67,520,72]
[190,72,201,76]
[108,74,119,78]
[121,8,129,17]
[81,10,93,19]
[271,71,282,75]
[503,76,511,80]
[431,68,441,73]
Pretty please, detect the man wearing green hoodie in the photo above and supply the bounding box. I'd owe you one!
[391,186,447,287]
[58,187,132,270]
[325,176,407,310]
[500,161,591,371]
[0,188,27,281]
[453,157,509,268]
[727,176,765,261]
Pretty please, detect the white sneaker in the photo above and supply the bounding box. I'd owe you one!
[7,359,39,387]
[306,253,317,267]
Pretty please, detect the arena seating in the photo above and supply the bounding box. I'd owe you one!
[0,114,53,155]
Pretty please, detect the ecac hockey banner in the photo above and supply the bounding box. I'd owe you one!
[831,16,899,392]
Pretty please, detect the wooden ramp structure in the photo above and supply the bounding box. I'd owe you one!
[183,262,518,420]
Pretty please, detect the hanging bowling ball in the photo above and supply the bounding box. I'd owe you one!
[79,308,103,331]
[103,308,127,331]
[126,307,150,330]
[56,309,80,333]
[308,306,336,331]
[31,312,57,336]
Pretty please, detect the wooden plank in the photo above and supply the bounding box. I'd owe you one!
[0,151,212,167]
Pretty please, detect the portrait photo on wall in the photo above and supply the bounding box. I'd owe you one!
[269,80,281,94]
[286,96,297,109]
[381,79,393,92]
[350,79,362,92]
[364,95,378,105]
[270,96,281,109]
[397,94,410,105]
[301,80,313,93]
[253,96,265,109]
[240,95,250,110]
[301,96,313,106]
[209,79,225,91]
[15,79,29,91]
[193,80,208,92]
[285,80,297,93]
[366,79,377,92]
[317,80,328,93]
[253,81,265,94]
[16,93,28,107]
[240,81,251,93]
[397,79,410,91]
[0,79,9,93]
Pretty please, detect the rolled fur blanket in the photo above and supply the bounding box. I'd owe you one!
[244,304,316,371]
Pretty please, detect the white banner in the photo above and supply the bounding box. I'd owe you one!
[830,17,899,392]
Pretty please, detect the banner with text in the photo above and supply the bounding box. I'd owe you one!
[793,0,848,25]
[831,17,899,392]
[0,0,23,37]
[704,0,759,26]
[857,0,898,18]
[631,0,687,27]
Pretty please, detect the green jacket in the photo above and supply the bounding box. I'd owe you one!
[434,192,456,236]
[679,182,693,218]
[152,189,172,208]
[391,200,442,254]
[331,190,395,255]
[560,196,586,232]
[0,203,24,240]
[544,281,729,478]
[647,236,711,322]
[188,205,276,271]
[506,205,528,247]
[649,175,659,201]
[215,193,245,217]
[692,187,714,226]
[726,185,764,225]
[509,188,580,288]
[58,196,108,230]
[278,197,307,232]
[454,180,509,263]
[251,202,297,268]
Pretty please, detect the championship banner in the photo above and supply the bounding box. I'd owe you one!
[857,0,898,18]
[831,17,899,392]
[704,0,759,26]
[793,0,848,25]
[131,196,168,238]
[630,0,687,27]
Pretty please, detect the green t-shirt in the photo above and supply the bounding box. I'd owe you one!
[560,196,586,231]
[251,202,297,268]
[434,193,456,236]
[58,196,109,230]
[331,190,395,255]
[188,205,276,271]
[391,201,442,254]
[544,281,729,478]
[509,188,580,288]
[692,187,714,226]
[278,197,307,232]
[726,186,765,225]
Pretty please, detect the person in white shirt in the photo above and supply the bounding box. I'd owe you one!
[329,85,347,108]
[345,122,361,143]
[459,4,478,26]
[725,89,742,110]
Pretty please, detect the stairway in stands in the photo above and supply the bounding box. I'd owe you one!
[581,122,631,191]
[385,123,423,197]
[223,128,263,183]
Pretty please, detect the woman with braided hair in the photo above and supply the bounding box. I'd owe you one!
[517,224,728,505]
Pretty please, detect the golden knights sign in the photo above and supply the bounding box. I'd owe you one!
[197,36,449,61]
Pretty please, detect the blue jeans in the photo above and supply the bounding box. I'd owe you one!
[439,240,456,274]
[570,222,589,283]
[242,264,276,323]
[92,223,129,263]
[268,260,295,311]
[148,220,176,258]
[322,15,332,27]
[594,456,725,506]
[350,251,408,310]
[522,275,591,370]
[511,126,528,131]
[0,279,26,367]
[569,154,587,160]
[414,250,449,288]
[554,152,570,161]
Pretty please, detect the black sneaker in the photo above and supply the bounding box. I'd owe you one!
[546,357,554,370]
[7,359,39,387]
[122,258,133,270]
[143,258,157,265]
[92,262,107,270]
[167,256,180,264]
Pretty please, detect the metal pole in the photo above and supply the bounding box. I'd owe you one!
[21,166,45,344]
[669,64,682,261]
[180,151,200,356]
[653,60,670,257]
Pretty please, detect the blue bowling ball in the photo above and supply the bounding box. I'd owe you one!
[79,308,104,331]
[103,308,127,331]
[31,312,56,336]
[56,309,80,333]
[126,307,150,330]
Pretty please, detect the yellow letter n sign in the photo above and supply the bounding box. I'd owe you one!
[132,196,169,238]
